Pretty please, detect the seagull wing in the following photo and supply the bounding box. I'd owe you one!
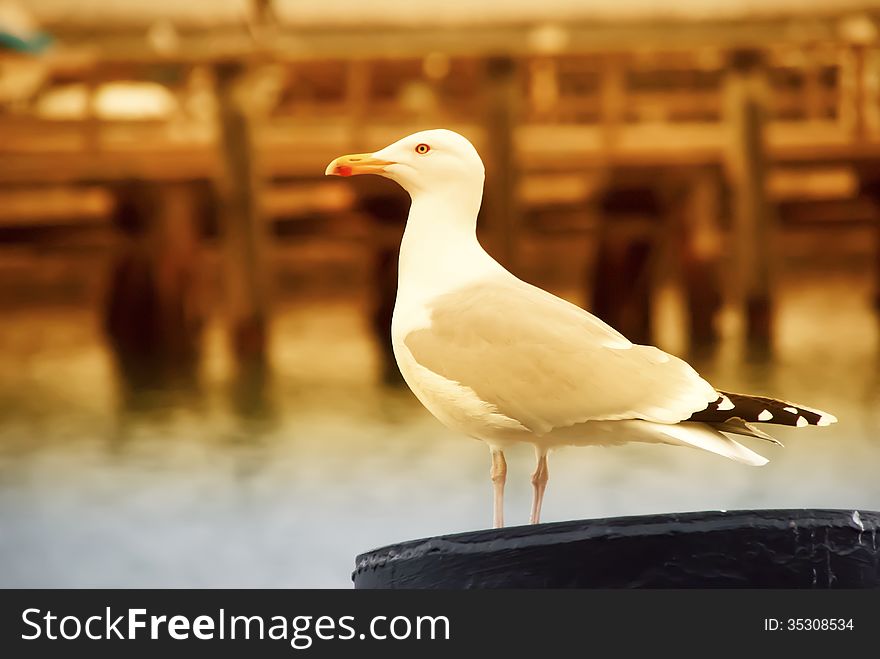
[403,276,719,435]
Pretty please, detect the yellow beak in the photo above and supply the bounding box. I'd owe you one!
[324,153,395,177]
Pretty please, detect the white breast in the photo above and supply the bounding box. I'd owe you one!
[391,326,530,444]
[390,188,529,444]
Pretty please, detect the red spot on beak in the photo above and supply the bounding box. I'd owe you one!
[336,165,353,177]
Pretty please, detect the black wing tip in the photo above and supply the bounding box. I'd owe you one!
[691,391,838,428]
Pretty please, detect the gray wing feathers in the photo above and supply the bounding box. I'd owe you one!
[404,278,719,435]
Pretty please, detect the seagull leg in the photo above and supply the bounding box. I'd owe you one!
[529,449,549,525]
[490,448,507,529]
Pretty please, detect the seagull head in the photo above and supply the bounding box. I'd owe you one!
[325,129,485,198]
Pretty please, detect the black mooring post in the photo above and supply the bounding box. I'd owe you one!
[353,509,880,589]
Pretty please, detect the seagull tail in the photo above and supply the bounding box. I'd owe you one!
[687,390,838,429]
[640,421,769,467]
[708,417,783,446]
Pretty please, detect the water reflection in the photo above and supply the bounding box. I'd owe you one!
[0,271,878,587]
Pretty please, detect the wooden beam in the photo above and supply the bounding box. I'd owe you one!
[41,15,852,63]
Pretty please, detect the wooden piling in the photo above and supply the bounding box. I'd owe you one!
[483,55,520,272]
[724,49,775,357]
[359,188,409,386]
[839,45,868,140]
[215,61,270,369]
[598,54,626,155]
[103,179,205,399]
[681,167,724,352]
[856,173,880,310]
[590,182,660,345]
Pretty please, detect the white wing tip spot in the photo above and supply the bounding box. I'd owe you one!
[817,414,837,426]
[796,416,808,428]
[717,395,735,411]
[758,409,773,421]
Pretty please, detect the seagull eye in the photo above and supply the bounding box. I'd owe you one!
[415,143,430,154]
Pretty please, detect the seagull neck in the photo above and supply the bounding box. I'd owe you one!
[397,190,497,295]
[407,190,481,238]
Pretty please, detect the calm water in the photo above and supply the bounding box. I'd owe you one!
[1,271,878,587]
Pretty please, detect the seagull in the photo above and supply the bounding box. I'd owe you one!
[326,129,838,528]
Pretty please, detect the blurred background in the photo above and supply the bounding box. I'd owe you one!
[1,0,879,587]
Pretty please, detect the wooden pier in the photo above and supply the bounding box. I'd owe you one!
[4,6,880,380]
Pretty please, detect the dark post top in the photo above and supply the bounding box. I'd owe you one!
[353,509,880,589]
